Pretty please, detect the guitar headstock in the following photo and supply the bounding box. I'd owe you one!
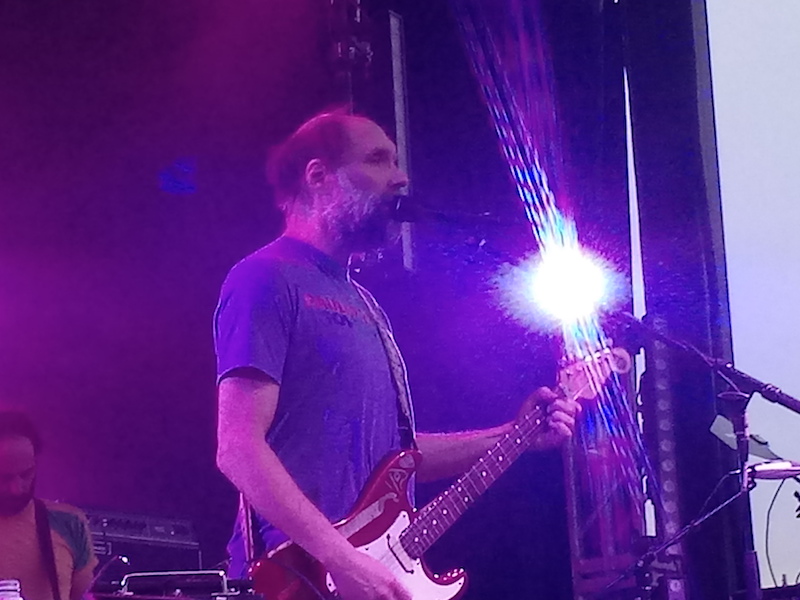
[557,346,632,402]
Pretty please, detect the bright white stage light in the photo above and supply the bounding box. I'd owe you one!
[529,244,608,324]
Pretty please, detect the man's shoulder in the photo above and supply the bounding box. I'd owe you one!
[220,242,287,293]
[223,238,329,296]
[228,238,306,278]
[42,500,90,529]
[41,501,97,573]
[42,499,85,516]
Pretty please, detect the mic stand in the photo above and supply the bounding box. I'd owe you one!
[614,312,800,600]
[598,482,751,599]
[616,312,800,417]
[720,390,762,600]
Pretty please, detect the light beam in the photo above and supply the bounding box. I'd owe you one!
[530,244,608,325]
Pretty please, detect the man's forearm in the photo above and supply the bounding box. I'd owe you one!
[218,442,353,567]
[415,424,514,482]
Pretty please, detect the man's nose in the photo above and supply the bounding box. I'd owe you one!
[390,166,410,192]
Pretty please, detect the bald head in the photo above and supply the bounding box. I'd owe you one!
[267,112,405,214]
[269,113,362,210]
[268,111,408,255]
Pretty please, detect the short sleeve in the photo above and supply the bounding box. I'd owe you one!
[73,513,98,572]
[214,257,297,385]
[47,505,98,572]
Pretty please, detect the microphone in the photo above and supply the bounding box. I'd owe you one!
[748,460,800,480]
[606,312,800,415]
[391,194,424,222]
[390,195,516,226]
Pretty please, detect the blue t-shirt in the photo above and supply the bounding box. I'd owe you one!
[214,237,403,575]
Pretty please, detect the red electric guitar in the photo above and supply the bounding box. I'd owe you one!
[251,347,632,600]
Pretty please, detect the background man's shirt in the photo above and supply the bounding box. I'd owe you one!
[0,499,98,600]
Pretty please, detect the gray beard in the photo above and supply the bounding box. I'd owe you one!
[317,172,399,252]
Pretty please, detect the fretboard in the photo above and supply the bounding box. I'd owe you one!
[399,405,547,558]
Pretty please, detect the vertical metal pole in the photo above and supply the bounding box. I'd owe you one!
[625,0,739,596]
[388,10,414,272]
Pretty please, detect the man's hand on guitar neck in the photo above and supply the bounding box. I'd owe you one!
[327,549,412,600]
[516,387,582,451]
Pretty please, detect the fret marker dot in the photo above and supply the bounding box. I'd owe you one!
[443,509,448,515]
[414,537,419,543]
[481,471,487,477]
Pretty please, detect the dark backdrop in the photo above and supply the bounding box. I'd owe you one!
[0,1,629,598]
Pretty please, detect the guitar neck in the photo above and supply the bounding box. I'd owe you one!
[400,405,548,558]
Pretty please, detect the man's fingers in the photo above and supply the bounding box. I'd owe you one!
[548,411,575,429]
[533,388,582,414]
[547,398,581,417]
[554,422,573,438]
[531,386,559,402]
[545,416,574,439]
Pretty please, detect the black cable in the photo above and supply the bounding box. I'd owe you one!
[696,470,737,519]
[765,479,788,587]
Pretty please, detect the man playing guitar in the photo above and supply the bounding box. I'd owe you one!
[213,110,581,600]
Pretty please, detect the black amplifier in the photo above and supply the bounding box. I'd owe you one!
[84,508,202,576]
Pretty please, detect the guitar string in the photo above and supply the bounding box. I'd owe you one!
[396,354,609,558]
[374,407,549,568]
[337,351,620,584]
[406,406,545,540]
[374,351,623,568]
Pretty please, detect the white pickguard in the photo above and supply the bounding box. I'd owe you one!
[325,512,465,600]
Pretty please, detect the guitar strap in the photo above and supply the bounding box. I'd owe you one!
[34,499,63,600]
[238,493,257,565]
[351,280,417,450]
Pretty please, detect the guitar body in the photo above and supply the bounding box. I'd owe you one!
[250,450,468,600]
[250,348,631,600]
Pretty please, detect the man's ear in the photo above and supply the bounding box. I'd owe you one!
[304,159,328,191]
